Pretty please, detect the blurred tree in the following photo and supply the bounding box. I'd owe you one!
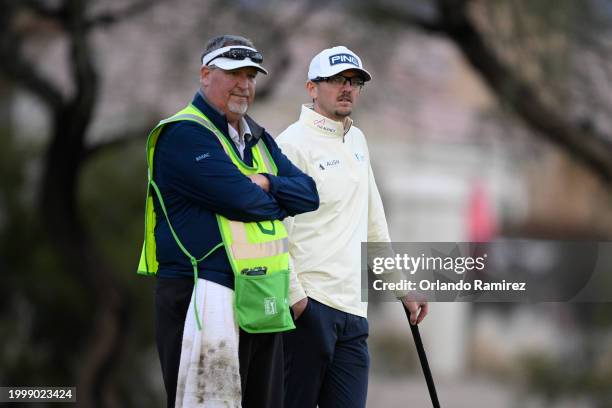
[2,0,609,405]
[357,0,612,186]
[0,2,166,406]
[351,2,612,404]
[0,0,319,406]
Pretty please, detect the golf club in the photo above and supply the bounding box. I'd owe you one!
[403,304,440,408]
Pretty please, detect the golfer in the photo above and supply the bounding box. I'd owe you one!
[277,45,428,408]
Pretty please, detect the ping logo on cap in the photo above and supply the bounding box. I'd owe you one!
[329,53,359,67]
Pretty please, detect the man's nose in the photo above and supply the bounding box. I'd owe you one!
[236,74,250,89]
[340,78,353,90]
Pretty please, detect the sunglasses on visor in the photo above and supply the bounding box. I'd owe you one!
[205,48,264,65]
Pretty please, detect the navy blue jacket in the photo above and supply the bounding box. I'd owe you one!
[152,92,319,288]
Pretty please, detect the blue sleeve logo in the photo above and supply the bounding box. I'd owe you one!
[195,152,211,161]
[329,53,359,67]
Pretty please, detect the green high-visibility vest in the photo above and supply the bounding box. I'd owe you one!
[137,104,294,333]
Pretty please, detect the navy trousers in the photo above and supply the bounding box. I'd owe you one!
[284,297,370,408]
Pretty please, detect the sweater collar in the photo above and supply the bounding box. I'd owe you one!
[299,104,353,137]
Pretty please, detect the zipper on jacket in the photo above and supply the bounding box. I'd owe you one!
[342,117,352,143]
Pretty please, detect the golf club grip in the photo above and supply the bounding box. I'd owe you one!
[403,305,441,408]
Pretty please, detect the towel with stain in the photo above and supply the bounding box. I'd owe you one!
[175,279,241,407]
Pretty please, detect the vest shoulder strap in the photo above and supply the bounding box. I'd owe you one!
[255,138,277,175]
[174,105,278,175]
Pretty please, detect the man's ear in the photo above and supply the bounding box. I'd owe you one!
[200,66,211,87]
[306,80,317,101]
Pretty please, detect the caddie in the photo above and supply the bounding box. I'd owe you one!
[137,34,319,408]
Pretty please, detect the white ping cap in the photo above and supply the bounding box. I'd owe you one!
[308,46,371,81]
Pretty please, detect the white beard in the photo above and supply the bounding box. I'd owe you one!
[228,99,248,115]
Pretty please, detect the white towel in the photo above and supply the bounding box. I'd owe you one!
[175,279,241,408]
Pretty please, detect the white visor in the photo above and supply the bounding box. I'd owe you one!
[202,46,268,75]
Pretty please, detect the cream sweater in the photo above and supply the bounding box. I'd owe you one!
[276,105,391,318]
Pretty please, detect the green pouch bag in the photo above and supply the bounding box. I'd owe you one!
[234,270,295,333]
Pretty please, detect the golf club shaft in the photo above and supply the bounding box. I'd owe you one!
[403,305,440,408]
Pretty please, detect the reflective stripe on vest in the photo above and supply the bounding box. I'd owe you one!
[227,220,289,260]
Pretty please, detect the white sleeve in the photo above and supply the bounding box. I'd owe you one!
[277,137,308,305]
[366,163,410,298]
[367,164,391,243]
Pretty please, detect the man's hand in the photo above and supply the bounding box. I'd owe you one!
[248,174,270,192]
[291,297,308,320]
[401,295,428,325]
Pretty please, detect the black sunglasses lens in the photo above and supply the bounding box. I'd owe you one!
[224,49,263,63]
[318,75,365,88]
[248,51,263,63]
